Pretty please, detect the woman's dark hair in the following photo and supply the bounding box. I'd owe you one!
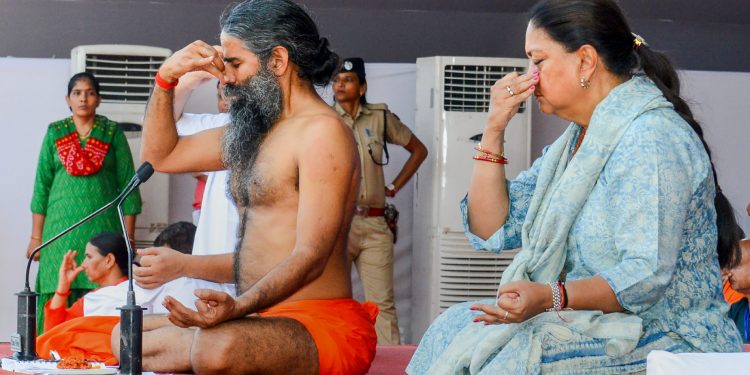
[716,194,745,269]
[220,0,340,86]
[354,72,368,105]
[529,0,742,264]
[89,232,128,276]
[67,72,101,96]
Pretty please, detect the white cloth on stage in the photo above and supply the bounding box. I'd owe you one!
[83,277,236,316]
[646,350,750,374]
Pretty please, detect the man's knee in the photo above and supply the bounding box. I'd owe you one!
[190,328,238,374]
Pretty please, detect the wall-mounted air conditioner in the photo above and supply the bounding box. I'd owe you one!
[71,44,172,247]
[411,56,531,341]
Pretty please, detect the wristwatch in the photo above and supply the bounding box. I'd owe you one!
[386,183,397,193]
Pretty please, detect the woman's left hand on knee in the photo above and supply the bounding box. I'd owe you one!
[470,281,550,324]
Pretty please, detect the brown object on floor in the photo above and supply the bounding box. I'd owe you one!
[57,355,92,369]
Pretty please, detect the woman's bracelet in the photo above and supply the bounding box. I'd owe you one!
[546,282,563,312]
[30,236,42,241]
[473,154,508,164]
[55,290,71,297]
[474,143,505,159]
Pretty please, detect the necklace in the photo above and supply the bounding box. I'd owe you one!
[78,127,92,140]
[74,120,93,140]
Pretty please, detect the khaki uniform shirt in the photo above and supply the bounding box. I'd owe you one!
[334,102,413,208]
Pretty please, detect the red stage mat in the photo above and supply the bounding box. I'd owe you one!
[0,342,416,374]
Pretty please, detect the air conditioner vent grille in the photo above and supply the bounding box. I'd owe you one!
[84,54,166,104]
[443,64,527,113]
[438,249,519,310]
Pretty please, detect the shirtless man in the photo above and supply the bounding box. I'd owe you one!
[111,1,378,374]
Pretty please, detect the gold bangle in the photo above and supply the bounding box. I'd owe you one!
[475,143,504,159]
[31,236,42,241]
[55,290,71,297]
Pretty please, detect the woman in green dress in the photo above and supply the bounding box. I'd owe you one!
[26,72,142,332]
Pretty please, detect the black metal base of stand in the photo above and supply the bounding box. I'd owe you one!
[13,288,38,361]
[118,292,144,375]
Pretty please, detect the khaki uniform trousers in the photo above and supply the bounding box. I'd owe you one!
[348,215,400,344]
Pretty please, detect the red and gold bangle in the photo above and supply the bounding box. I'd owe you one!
[55,290,71,297]
[474,143,505,160]
[155,71,179,90]
[472,154,508,164]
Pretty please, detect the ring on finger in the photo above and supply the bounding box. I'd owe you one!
[504,310,509,320]
[506,86,515,97]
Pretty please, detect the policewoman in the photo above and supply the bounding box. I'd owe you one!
[332,57,428,344]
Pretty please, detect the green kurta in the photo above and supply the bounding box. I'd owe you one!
[31,115,141,331]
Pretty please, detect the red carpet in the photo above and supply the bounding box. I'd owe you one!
[0,342,416,374]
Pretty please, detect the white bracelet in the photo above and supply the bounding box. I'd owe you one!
[546,282,562,312]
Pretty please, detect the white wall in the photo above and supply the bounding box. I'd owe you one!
[1,58,748,344]
[681,70,750,232]
[0,58,71,341]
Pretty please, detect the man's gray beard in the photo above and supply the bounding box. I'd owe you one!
[221,64,282,207]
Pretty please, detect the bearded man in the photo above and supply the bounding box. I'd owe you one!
[111,1,377,374]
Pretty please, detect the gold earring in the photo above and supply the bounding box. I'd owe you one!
[580,77,591,89]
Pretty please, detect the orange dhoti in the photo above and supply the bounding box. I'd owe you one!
[259,299,378,375]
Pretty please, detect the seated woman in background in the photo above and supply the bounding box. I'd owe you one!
[37,230,233,364]
[407,0,742,374]
[718,204,746,304]
[37,232,130,364]
[726,238,750,344]
[43,232,128,330]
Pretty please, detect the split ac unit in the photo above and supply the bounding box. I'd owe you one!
[71,44,172,247]
[411,56,531,341]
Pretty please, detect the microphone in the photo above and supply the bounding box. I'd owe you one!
[117,162,154,206]
[116,162,153,375]
[13,162,153,362]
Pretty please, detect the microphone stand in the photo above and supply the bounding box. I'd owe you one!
[116,203,143,375]
[13,178,138,361]
[115,162,152,375]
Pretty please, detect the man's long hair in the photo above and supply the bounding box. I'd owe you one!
[220,0,339,87]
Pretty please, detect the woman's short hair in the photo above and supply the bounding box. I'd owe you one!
[154,221,196,255]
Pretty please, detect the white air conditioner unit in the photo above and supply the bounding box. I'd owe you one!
[71,44,172,247]
[411,56,531,341]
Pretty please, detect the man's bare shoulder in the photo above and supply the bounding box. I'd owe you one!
[295,111,356,151]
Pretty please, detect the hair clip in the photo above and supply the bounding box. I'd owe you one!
[632,32,647,48]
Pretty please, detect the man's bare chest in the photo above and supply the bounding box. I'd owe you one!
[244,152,299,208]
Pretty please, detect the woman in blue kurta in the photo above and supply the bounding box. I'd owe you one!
[407,1,742,374]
